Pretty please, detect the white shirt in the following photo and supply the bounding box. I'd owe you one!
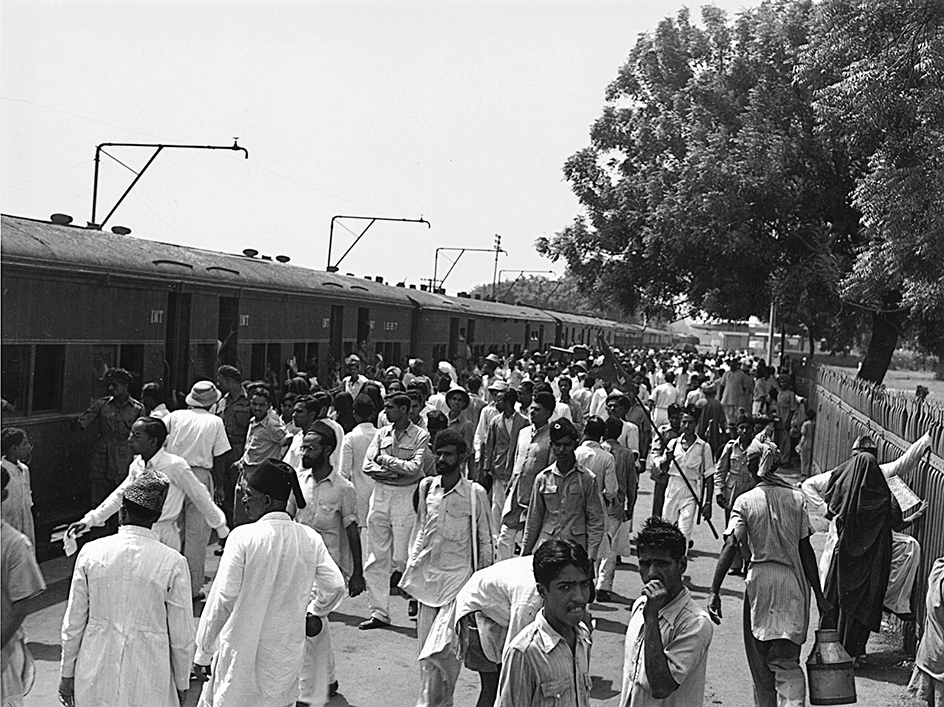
[454,556,542,663]
[651,382,681,410]
[150,403,170,419]
[400,476,493,608]
[0,458,34,546]
[80,449,228,535]
[60,526,194,707]
[164,408,231,469]
[344,374,383,400]
[194,512,346,707]
[339,421,378,527]
[575,441,619,507]
[589,387,609,418]
[551,401,574,423]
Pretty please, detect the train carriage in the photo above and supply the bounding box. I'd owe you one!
[1,213,680,548]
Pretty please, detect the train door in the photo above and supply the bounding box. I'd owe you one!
[329,305,344,375]
[448,318,460,360]
[357,307,371,351]
[266,343,282,383]
[525,323,531,353]
[218,297,240,367]
[119,344,144,398]
[539,324,545,351]
[164,292,192,397]
[466,319,476,356]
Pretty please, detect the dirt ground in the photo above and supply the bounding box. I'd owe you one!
[23,466,927,706]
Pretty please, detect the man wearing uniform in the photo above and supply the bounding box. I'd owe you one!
[72,368,144,513]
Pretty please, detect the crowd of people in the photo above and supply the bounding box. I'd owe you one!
[0,345,939,707]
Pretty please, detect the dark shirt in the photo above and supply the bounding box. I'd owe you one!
[76,396,145,480]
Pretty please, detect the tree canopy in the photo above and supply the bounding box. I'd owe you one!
[540,0,944,382]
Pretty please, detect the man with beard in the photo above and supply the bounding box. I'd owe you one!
[399,429,492,707]
[496,539,594,707]
[193,459,345,707]
[291,423,365,705]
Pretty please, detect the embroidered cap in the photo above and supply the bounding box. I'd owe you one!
[124,470,170,514]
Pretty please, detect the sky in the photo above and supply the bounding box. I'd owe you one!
[2,0,756,294]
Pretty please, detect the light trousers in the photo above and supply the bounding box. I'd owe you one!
[153,518,182,552]
[416,603,462,707]
[364,483,417,622]
[743,599,805,707]
[298,619,334,707]
[661,476,700,543]
[495,524,520,561]
[181,466,213,597]
[595,515,622,591]
[490,478,508,540]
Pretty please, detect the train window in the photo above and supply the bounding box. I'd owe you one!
[0,345,64,415]
[32,345,64,412]
[0,345,29,415]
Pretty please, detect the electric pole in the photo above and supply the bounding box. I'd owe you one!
[492,234,502,301]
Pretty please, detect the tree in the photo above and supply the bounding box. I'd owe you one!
[467,274,629,320]
[797,0,944,381]
[540,1,865,368]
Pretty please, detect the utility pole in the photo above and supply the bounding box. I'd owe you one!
[767,300,776,367]
[492,234,502,301]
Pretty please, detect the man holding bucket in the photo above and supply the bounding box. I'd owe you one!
[707,437,830,707]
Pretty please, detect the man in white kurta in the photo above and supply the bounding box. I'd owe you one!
[399,429,493,707]
[339,396,379,535]
[801,430,932,616]
[59,470,194,707]
[654,409,714,545]
[193,458,346,707]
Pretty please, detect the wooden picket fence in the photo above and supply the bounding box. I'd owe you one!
[789,359,944,648]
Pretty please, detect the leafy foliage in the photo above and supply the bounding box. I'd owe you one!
[543,0,944,382]
[467,274,631,321]
[799,0,944,377]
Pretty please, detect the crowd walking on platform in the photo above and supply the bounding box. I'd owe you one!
[0,344,941,707]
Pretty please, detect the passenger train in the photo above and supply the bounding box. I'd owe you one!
[1,213,691,546]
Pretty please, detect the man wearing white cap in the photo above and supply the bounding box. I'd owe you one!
[59,470,194,707]
[163,381,232,599]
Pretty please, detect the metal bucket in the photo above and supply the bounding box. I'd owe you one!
[807,629,857,705]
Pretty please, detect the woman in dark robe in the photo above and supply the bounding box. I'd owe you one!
[823,434,909,660]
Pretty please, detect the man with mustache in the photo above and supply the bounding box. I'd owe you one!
[399,429,493,707]
[291,422,365,704]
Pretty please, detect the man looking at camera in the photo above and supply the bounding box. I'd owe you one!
[496,539,594,707]
[620,516,714,706]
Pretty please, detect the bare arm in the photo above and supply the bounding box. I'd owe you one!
[642,582,680,699]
